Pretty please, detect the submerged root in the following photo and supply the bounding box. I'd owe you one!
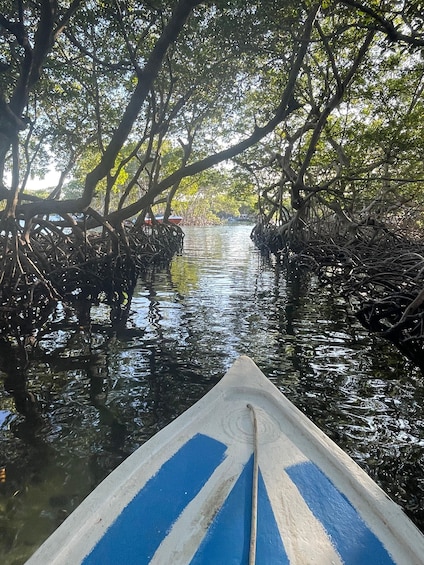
[0,218,184,344]
[252,220,424,371]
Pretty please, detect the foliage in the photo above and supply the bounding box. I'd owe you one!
[239,2,424,238]
[0,2,422,228]
[0,0,313,226]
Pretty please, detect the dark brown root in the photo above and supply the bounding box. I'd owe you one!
[0,218,184,345]
[252,220,424,371]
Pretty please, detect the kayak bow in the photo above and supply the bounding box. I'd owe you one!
[26,356,424,564]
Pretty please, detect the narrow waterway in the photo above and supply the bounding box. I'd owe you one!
[1,224,424,563]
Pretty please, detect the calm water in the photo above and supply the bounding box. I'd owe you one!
[1,224,424,563]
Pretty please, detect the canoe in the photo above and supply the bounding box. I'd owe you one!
[26,356,424,564]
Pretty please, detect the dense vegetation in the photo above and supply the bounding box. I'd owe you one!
[1,1,424,365]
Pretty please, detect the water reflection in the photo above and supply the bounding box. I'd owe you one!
[0,225,423,563]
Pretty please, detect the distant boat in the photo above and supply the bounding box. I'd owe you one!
[26,356,424,564]
[236,213,252,221]
[144,214,183,226]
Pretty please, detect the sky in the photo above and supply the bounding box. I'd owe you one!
[26,169,61,192]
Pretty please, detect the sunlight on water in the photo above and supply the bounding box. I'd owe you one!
[1,224,424,563]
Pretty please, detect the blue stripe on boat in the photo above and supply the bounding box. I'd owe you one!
[82,433,227,564]
[286,461,396,565]
[190,455,289,565]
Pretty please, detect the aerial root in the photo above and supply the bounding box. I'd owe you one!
[252,221,424,371]
[0,220,184,342]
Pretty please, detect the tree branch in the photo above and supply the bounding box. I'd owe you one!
[340,0,424,46]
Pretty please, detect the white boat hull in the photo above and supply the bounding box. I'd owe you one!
[26,356,424,564]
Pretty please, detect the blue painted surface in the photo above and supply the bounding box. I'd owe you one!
[190,455,289,565]
[0,410,10,427]
[286,462,396,565]
[82,433,227,564]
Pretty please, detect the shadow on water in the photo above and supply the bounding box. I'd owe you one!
[0,224,424,563]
